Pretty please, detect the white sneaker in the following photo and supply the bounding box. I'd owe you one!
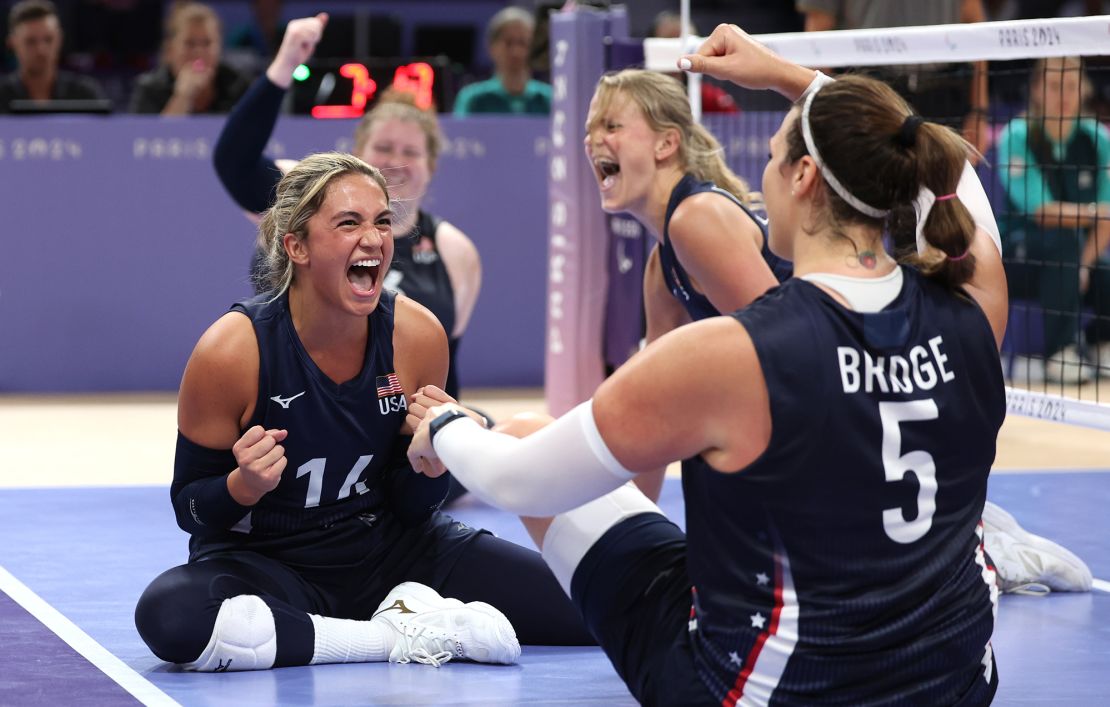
[1092,342,1110,378]
[982,501,1092,595]
[1043,344,1093,384]
[371,582,520,667]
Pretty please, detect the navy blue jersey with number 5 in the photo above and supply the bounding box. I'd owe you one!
[682,267,1005,705]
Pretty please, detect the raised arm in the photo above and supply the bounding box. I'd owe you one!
[212,14,328,215]
[683,24,1009,345]
[680,23,818,102]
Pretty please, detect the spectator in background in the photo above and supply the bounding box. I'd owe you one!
[129,2,249,115]
[796,0,990,159]
[997,56,1110,383]
[225,0,286,76]
[650,11,739,114]
[453,7,551,116]
[0,0,107,112]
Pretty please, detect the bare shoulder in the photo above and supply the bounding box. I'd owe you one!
[179,311,259,446]
[187,312,258,384]
[435,220,480,267]
[595,316,770,473]
[393,295,448,348]
[392,295,449,391]
[671,192,760,242]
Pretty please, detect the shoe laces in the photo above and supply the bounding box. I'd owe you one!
[393,622,456,668]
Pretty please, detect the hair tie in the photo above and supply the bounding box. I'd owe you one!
[935,193,958,201]
[897,115,925,148]
[947,250,971,261]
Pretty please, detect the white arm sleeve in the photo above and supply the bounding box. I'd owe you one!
[432,401,636,517]
[957,160,1003,256]
[913,162,1003,258]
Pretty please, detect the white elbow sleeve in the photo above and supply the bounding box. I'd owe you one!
[433,401,636,516]
[957,161,1002,256]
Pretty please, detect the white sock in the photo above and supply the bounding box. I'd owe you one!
[308,613,394,664]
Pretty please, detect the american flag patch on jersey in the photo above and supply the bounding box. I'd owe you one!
[376,373,403,397]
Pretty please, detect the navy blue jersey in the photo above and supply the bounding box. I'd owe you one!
[387,210,456,341]
[218,290,408,538]
[660,174,793,321]
[683,267,1004,705]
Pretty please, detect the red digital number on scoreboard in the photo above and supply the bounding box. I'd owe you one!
[310,62,436,119]
[311,63,377,119]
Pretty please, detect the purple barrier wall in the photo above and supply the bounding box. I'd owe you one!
[0,115,549,393]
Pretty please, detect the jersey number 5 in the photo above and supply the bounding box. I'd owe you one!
[879,400,939,544]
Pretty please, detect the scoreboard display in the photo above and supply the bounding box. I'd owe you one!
[288,58,452,117]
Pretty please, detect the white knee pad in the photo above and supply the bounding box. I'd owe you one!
[185,595,277,672]
[541,482,664,595]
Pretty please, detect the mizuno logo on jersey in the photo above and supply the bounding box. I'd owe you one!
[270,391,306,408]
[376,373,403,398]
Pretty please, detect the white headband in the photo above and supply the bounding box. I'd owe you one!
[801,86,890,220]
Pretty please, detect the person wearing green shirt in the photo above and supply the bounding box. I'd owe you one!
[453,7,551,117]
[996,56,1110,383]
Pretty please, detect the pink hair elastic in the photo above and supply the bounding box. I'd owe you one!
[948,250,971,261]
[935,193,958,201]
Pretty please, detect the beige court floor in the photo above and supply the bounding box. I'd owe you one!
[0,389,1107,489]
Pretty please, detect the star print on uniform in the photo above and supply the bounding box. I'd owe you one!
[729,651,743,667]
[750,612,767,629]
[688,617,698,632]
[755,572,770,586]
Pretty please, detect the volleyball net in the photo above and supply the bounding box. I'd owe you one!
[546,11,1110,431]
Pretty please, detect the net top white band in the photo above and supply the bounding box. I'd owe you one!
[645,15,1110,71]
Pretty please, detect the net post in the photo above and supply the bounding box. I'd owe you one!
[545,10,610,415]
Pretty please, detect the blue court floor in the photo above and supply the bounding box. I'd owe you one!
[1,473,1108,706]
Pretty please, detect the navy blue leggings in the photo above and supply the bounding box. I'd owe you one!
[135,531,593,666]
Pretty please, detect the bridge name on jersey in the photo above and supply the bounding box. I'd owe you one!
[836,335,955,394]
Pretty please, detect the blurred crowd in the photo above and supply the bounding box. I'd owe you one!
[4,0,1108,117]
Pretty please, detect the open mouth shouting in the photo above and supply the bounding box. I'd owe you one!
[593,157,621,191]
[347,257,382,297]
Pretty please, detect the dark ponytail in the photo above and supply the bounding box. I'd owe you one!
[786,75,977,288]
[906,121,976,288]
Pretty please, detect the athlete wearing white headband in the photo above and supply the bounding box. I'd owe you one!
[407,22,1082,707]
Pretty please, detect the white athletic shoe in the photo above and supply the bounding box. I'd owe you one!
[1092,342,1110,379]
[371,582,520,667]
[982,501,1092,595]
[1043,344,1093,384]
